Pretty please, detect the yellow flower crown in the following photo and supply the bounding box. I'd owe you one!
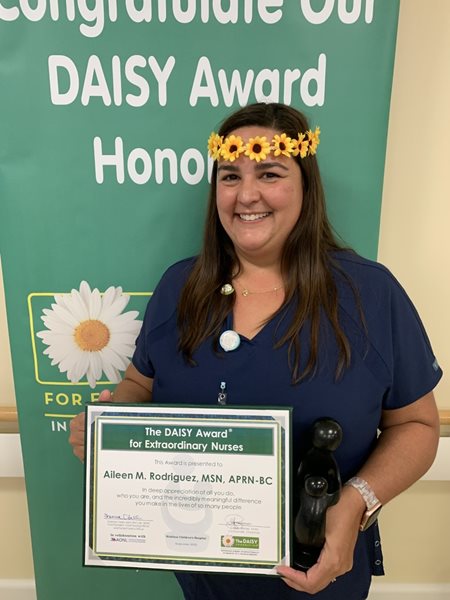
[208,128,320,163]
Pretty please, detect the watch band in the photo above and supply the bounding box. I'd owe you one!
[346,476,382,531]
[345,476,380,510]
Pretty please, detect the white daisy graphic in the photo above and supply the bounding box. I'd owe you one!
[37,281,142,388]
[221,535,234,547]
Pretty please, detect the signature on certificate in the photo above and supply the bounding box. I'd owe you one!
[225,515,249,527]
[104,513,142,521]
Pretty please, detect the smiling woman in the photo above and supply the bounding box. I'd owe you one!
[69,102,443,600]
[215,126,303,267]
[177,103,338,375]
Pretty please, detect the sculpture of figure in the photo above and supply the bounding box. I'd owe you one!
[293,418,343,571]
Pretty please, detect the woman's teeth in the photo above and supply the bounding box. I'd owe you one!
[239,212,270,221]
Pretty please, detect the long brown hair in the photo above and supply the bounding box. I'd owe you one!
[178,102,356,382]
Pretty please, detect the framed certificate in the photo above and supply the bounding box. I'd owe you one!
[84,403,291,576]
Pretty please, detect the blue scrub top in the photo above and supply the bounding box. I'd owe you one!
[132,252,442,600]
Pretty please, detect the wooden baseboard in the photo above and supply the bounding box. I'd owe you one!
[0,580,36,600]
[2,580,450,600]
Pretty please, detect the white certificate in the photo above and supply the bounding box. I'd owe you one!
[84,404,291,576]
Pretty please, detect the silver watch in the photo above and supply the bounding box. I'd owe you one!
[345,476,382,531]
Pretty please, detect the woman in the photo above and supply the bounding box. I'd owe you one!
[70,102,442,599]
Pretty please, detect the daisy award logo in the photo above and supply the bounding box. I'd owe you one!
[221,535,234,547]
[220,535,259,549]
[29,281,147,387]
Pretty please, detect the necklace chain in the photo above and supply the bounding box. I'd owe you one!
[240,284,284,297]
[220,280,284,297]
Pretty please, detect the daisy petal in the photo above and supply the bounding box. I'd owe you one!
[99,286,116,315]
[108,342,135,357]
[68,290,90,322]
[101,346,129,371]
[58,349,84,374]
[89,288,102,319]
[38,317,74,334]
[86,364,97,389]
[48,304,80,327]
[79,281,92,306]
[109,332,140,345]
[71,352,90,382]
[100,294,130,321]
[102,358,121,383]
[37,330,74,345]
[89,352,103,382]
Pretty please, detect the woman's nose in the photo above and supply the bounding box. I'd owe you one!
[237,176,260,205]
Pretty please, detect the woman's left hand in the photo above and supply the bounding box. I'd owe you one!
[276,485,364,594]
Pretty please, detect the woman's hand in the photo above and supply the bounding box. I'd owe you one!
[277,392,440,594]
[68,389,112,462]
[277,485,364,594]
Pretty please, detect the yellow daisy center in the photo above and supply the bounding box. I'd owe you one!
[74,319,110,352]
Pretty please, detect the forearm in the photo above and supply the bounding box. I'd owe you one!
[355,421,439,505]
[111,377,152,403]
[353,393,440,505]
[109,362,153,404]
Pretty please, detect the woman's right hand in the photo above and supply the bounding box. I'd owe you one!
[68,389,113,462]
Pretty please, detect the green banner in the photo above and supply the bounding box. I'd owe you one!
[0,2,399,598]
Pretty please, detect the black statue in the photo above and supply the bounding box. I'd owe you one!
[293,418,343,571]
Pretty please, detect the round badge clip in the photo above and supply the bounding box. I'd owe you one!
[219,330,240,352]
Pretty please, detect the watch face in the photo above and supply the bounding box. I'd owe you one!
[360,505,382,531]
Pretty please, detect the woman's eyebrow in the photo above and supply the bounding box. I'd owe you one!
[217,164,239,173]
[255,161,289,171]
[217,161,290,173]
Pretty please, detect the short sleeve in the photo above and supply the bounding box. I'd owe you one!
[379,275,442,409]
[335,253,442,411]
[132,297,158,378]
[131,257,195,378]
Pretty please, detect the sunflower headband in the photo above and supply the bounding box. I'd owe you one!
[208,127,320,163]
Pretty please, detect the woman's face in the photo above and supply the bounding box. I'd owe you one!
[216,126,303,264]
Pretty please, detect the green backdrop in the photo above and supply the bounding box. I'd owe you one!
[0,2,399,598]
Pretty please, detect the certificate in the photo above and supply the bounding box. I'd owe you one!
[84,403,291,576]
